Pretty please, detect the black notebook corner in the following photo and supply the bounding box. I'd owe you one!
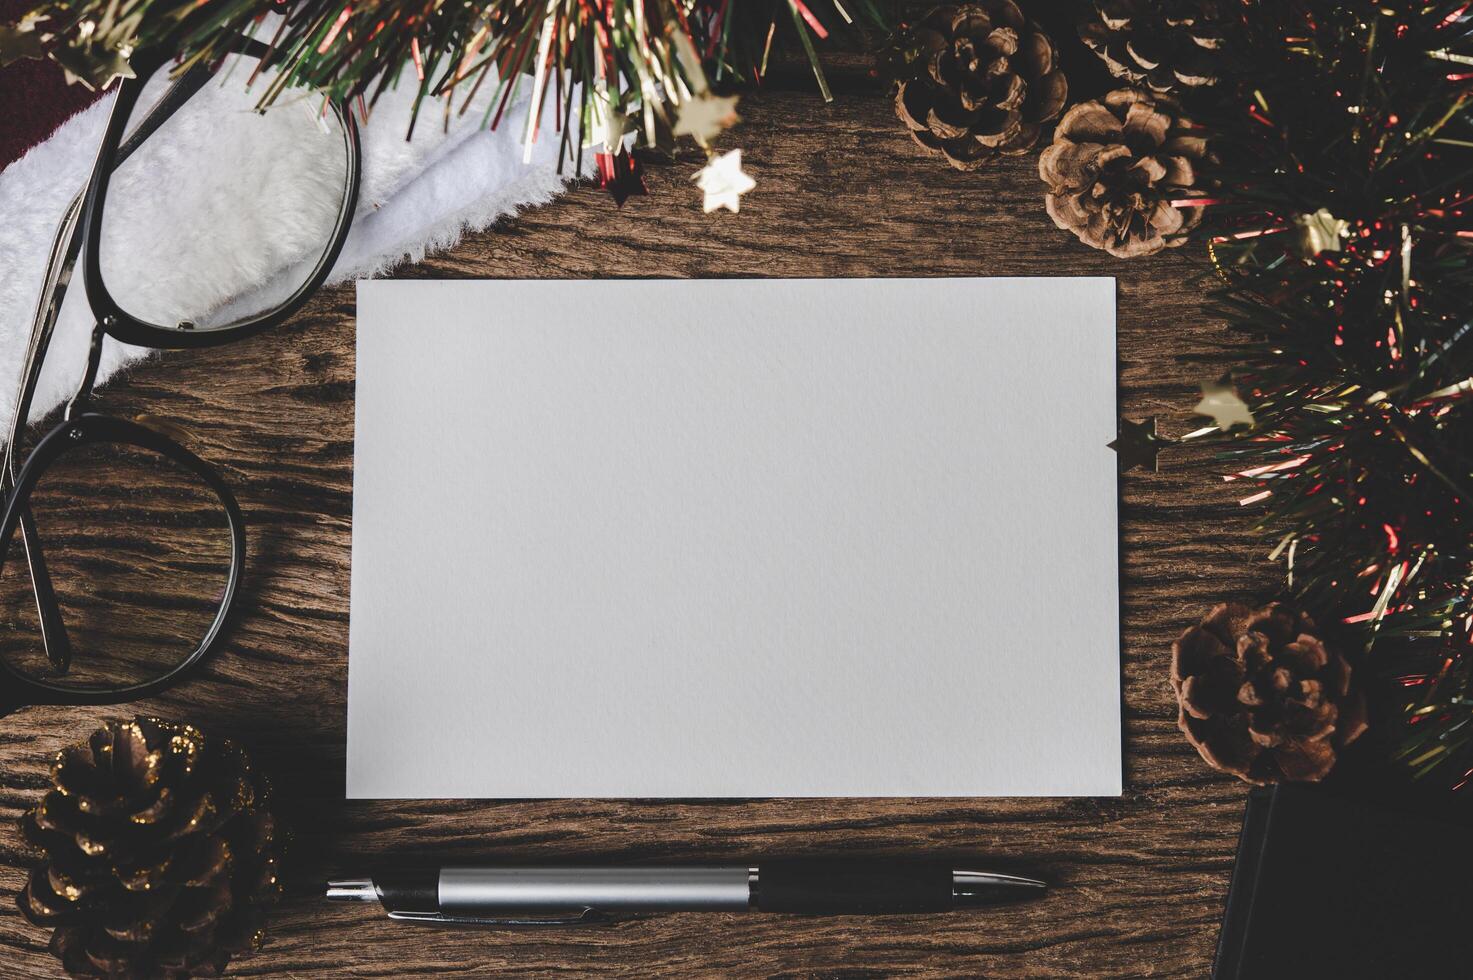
[1213,783,1473,979]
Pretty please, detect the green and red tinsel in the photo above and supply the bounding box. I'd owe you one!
[0,0,883,168]
[1190,2,1473,786]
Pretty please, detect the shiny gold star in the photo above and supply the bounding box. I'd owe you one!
[0,12,50,65]
[1108,417,1169,473]
[54,40,136,90]
[603,108,630,153]
[1194,376,1255,431]
[673,92,740,145]
[693,149,755,214]
[1291,207,1349,258]
[93,46,137,88]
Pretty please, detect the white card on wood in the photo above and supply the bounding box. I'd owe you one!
[347,278,1121,798]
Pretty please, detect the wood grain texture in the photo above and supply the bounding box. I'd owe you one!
[0,88,1275,978]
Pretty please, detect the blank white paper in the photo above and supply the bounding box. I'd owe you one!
[347,278,1120,798]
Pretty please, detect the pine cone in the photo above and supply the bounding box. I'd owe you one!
[893,2,1068,171]
[1078,0,1225,94]
[1171,603,1369,785]
[16,718,282,979]
[1038,88,1209,258]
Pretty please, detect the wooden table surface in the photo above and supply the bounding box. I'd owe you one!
[0,63,1275,979]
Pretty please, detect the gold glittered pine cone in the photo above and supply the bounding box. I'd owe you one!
[1038,87,1209,258]
[893,2,1069,171]
[16,717,283,979]
[1078,0,1226,94]
[1170,603,1369,786]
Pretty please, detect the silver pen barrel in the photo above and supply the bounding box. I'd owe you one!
[438,867,752,912]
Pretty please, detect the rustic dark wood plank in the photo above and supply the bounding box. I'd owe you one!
[0,89,1271,978]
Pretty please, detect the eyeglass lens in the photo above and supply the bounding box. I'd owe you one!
[0,437,234,691]
[96,52,353,334]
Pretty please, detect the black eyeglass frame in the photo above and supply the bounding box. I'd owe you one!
[82,39,361,348]
[0,36,362,714]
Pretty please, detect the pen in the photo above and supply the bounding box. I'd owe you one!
[326,862,1046,925]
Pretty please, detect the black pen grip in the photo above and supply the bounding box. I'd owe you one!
[757,860,952,914]
[374,870,438,914]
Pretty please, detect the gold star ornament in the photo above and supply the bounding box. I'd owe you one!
[602,106,630,154]
[1194,376,1255,431]
[0,11,50,65]
[673,92,740,145]
[49,37,137,89]
[693,149,755,214]
[1291,207,1349,258]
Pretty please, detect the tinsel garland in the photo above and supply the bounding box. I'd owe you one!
[0,0,881,168]
[1192,1,1473,786]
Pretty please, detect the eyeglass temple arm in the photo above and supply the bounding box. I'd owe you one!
[19,507,71,673]
[1,65,213,677]
[3,186,86,674]
[24,330,106,675]
[115,61,216,167]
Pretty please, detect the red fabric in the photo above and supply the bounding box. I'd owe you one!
[0,0,104,172]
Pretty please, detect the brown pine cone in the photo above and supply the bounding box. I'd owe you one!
[16,718,282,979]
[1171,603,1369,785]
[1078,0,1226,94]
[892,2,1068,171]
[1038,87,1209,258]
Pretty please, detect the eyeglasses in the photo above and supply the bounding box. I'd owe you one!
[0,37,360,716]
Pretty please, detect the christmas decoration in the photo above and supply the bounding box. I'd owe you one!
[1171,603,1367,785]
[693,148,755,213]
[596,150,647,207]
[1077,0,1224,95]
[1192,375,1253,432]
[673,93,742,147]
[1290,208,1349,259]
[1039,87,1209,258]
[0,0,101,172]
[16,717,282,979]
[0,10,47,63]
[0,0,881,212]
[890,1,1068,172]
[667,83,746,214]
[1108,416,1170,472]
[1184,3,1473,787]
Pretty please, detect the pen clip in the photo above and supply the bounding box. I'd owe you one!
[387,907,616,928]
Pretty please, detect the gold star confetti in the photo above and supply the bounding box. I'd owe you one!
[604,110,629,153]
[1291,207,1349,258]
[0,11,50,64]
[673,92,740,145]
[1108,417,1170,473]
[96,47,138,87]
[1194,376,1255,431]
[53,39,136,90]
[693,149,755,214]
